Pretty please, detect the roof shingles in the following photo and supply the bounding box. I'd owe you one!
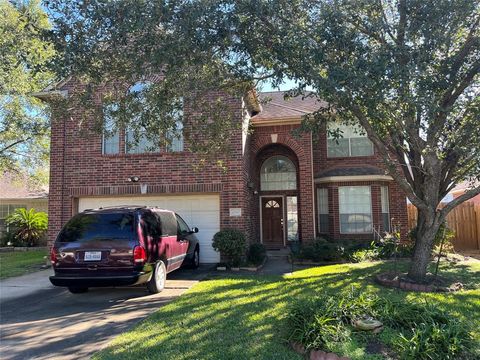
[252,91,327,121]
[0,174,48,199]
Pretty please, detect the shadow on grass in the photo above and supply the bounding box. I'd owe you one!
[94,260,480,360]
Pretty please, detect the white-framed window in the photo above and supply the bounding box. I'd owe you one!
[102,81,184,154]
[286,196,298,241]
[260,156,297,191]
[327,123,374,157]
[339,186,372,234]
[102,104,120,155]
[380,186,390,232]
[317,188,329,233]
[0,204,27,233]
[166,119,184,152]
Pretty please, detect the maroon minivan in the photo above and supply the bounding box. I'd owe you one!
[49,206,200,294]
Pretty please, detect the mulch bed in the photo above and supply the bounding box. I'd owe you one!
[375,272,464,293]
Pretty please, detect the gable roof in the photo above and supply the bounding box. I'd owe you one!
[0,173,48,200]
[251,91,327,123]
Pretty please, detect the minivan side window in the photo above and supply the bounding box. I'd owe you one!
[142,212,161,237]
[157,211,177,237]
[176,214,190,235]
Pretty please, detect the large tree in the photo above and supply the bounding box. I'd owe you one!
[47,0,479,282]
[0,0,54,178]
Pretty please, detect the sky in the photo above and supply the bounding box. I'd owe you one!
[258,78,300,92]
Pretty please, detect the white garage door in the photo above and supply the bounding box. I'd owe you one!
[78,195,220,263]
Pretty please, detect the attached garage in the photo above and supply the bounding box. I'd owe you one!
[77,194,220,263]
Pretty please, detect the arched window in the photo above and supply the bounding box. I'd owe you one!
[260,156,297,191]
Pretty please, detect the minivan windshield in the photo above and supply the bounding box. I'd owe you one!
[57,213,135,242]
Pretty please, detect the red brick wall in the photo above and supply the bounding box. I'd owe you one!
[47,80,250,246]
[47,81,409,247]
[250,125,316,243]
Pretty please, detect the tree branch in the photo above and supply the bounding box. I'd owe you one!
[0,138,30,154]
[346,102,428,212]
[440,186,480,218]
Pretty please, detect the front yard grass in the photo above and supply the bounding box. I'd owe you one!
[94,259,480,360]
[0,250,47,279]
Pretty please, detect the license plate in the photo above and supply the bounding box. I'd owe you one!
[84,251,102,261]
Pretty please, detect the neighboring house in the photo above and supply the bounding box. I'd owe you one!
[35,81,408,263]
[0,174,48,239]
[448,181,480,205]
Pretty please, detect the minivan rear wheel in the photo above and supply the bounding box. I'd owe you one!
[68,286,88,294]
[147,260,166,294]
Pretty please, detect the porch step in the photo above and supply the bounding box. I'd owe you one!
[266,249,291,259]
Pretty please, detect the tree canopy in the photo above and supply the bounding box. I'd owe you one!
[0,0,54,180]
[45,0,479,281]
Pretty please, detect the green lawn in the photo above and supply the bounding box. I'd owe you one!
[94,260,480,360]
[0,250,47,279]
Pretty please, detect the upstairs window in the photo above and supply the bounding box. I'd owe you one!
[126,128,161,154]
[260,156,297,191]
[327,123,373,157]
[102,105,120,155]
[102,82,184,154]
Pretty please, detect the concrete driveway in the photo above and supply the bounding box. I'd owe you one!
[0,266,211,360]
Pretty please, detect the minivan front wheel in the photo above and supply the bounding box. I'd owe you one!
[191,247,200,269]
[147,260,166,294]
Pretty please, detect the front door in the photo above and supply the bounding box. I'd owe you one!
[261,197,284,249]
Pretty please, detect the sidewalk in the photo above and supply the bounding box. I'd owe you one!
[0,268,54,302]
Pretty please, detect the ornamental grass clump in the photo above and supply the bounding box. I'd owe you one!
[286,288,476,360]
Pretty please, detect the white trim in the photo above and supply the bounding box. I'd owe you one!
[315,175,393,183]
[31,90,68,100]
[310,133,316,236]
[251,117,302,127]
[259,195,286,247]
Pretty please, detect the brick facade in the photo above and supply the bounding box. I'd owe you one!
[46,83,408,248]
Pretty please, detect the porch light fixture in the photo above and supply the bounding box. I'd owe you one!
[127,176,140,183]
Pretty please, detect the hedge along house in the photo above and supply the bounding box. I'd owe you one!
[35,80,408,263]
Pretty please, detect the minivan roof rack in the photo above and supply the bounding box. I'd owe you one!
[81,205,148,212]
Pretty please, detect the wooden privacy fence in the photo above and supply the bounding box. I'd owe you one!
[407,202,480,250]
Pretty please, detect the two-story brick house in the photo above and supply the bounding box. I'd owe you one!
[37,81,408,263]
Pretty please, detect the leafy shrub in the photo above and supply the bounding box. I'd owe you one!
[349,248,379,262]
[0,231,19,247]
[286,288,475,359]
[395,320,474,360]
[382,301,474,360]
[212,229,246,266]
[247,243,266,265]
[5,208,48,247]
[299,237,345,262]
[286,296,349,352]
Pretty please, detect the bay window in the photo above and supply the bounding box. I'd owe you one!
[381,186,390,232]
[339,186,372,233]
[317,188,329,233]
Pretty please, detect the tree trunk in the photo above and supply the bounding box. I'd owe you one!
[407,210,440,282]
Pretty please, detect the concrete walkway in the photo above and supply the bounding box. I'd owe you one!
[259,252,294,275]
[0,266,211,360]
